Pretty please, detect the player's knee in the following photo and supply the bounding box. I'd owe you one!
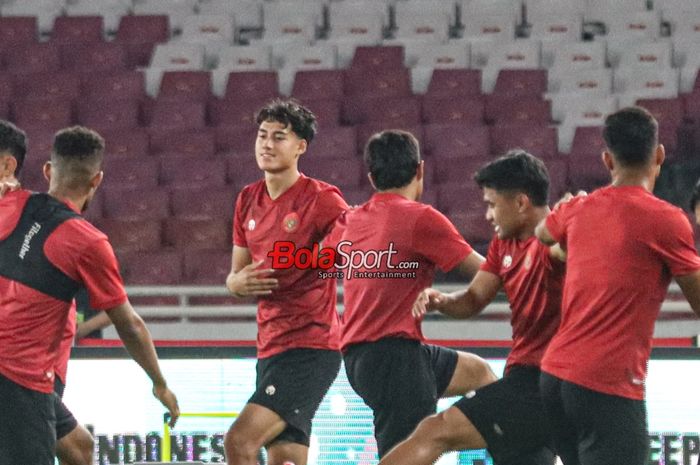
[412,413,460,450]
[224,428,260,461]
[79,434,95,464]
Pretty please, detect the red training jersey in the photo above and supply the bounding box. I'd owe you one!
[0,190,127,393]
[54,301,78,384]
[233,174,348,358]
[543,185,700,399]
[481,235,564,372]
[330,193,473,349]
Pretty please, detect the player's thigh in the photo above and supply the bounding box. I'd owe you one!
[442,350,497,397]
[57,424,94,465]
[228,402,288,448]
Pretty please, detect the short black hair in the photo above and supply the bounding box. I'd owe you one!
[364,130,421,190]
[0,119,27,175]
[474,150,550,206]
[256,99,317,144]
[603,106,658,168]
[691,178,700,212]
[53,126,105,162]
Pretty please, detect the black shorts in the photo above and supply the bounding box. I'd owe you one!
[54,377,79,441]
[0,373,56,465]
[343,338,458,458]
[454,365,556,465]
[248,348,341,447]
[540,372,648,465]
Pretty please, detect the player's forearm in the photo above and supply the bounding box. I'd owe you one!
[436,290,486,319]
[76,312,112,339]
[114,314,168,387]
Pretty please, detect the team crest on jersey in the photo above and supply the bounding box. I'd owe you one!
[283,212,300,232]
[502,255,513,268]
[248,219,256,231]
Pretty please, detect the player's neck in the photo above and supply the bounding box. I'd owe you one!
[264,169,300,200]
[48,187,87,212]
[378,184,419,201]
[611,169,655,192]
[518,206,550,241]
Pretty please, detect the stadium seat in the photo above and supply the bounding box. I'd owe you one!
[102,129,151,158]
[305,126,357,159]
[549,68,613,95]
[548,41,607,71]
[461,15,516,43]
[164,217,231,250]
[276,43,338,95]
[327,13,384,45]
[329,1,390,29]
[216,125,258,155]
[394,12,451,43]
[13,99,72,132]
[82,71,146,102]
[158,71,212,101]
[160,156,227,188]
[300,156,365,189]
[1,0,62,34]
[50,16,104,44]
[5,43,60,74]
[356,124,424,154]
[171,187,234,220]
[147,100,206,130]
[102,157,160,188]
[490,124,558,158]
[556,96,617,152]
[149,43,206,70]
[262,0,325,29]
[481,43,542,93]
[424,124,490,158]
[14,72,81,101]
[223,71,279,103]
[422,96,485,125]
[61,42,127,72]
[485,96,551,125]
[102,187,170,220]
[350,46,404,70]
[425,69,482,98]
[259,12,316,45]
[0,17,39,45]
[64,0,130,35]
[301,99,342,127]
[226,155,264,187]
[119,250,184,284]
[179,14,235,47]
[132,0,197,33]
[148,130,216,157]
[291,70,345,101]
[614,68,680,106]
[605,11,661,41]
[95,219,163,253]
[434,157,487,184]
[614,41,672,69]
[492,69,547,96]
[408,42,470,69]
[77,99,140,132]
[345,68,412,98]
[342,96,421,125]
[447,211,494,244]
[209,100,263,128]
[115,15,170,68]
[197,0,262,30]
[529,13,583,44]
[183,249,233,284]
[461,0,522,23]
[585,0,648,24]
[438,183,486,214]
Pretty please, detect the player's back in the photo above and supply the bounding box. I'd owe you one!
[336,193,472,349]
[542,185,700,399]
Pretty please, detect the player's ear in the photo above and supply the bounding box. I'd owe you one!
[296,138,308,157]
[43,161,52,182]
[90,170,104,190]
[516,192,530,212]
[415,160,424,182]
[602,151,614,172]
[367,172,377,190]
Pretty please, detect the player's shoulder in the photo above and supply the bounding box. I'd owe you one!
[303,176,342,196]
[238,179,266,198]
[63,216,108,244]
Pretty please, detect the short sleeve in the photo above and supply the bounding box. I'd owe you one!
[232,191,247,247]
[480,239,501,275]
[76,238,128,310]
[653,210,700,277]
[412,207,473,272]
[545,196,584,247]
[315,187,349,239]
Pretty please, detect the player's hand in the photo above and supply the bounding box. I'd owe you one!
[153,384,180,427]
[226,260,278,297]
[0,179,20,198]
[553,190,587,210]
[412,288,444,319]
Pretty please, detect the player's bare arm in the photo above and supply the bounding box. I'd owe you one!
[225,246,278,297]
[535,220,556,246]
[413,271,502,319]
[549,243,567,262]
[456,250,485,278]
[106,301,180,427]
[675,269,700,317]
[75,311,113,340]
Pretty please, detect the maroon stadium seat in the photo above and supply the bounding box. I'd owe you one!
[422,96,485,125]
[350,46,404,70]
[226,156,263,187]
[300,98,341,127]
[102,129,150,158]
[426,69,482,98]
[13,99,73,132]
[291,70,345,101]
[5,43,61,74]
[77,99,140,132]
[183,249,232,284]
[345,68,412,98]
[447,211,494,244]
[342,96,421,125]
[14,72,80,101]
[102,187,170,220]
[102,157,160,188]
[0,17,39,45]
[305,126,357,159]
[490,125,558,158]
[119,250,183,284]
[300,156,365,189]
[208,98,265,127]
[115,15,170,68]
[493,69,548,96]
[223,71,279,103]
[51,16,104,44]
[147,100,206,130]
[95,219,162,253]
[149,130,216,157]
[356,123,424,154]
[437,182,485,214]
[434,157,486,184]
[82,71,146,101]
[485,96,552,125]
[0,76,12,101]
[424,124,490,159]
[160,156,227,188]
[163,218,231,251]
[61,42,127,72]
[158,71,212,102]
[171,187,234,220]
